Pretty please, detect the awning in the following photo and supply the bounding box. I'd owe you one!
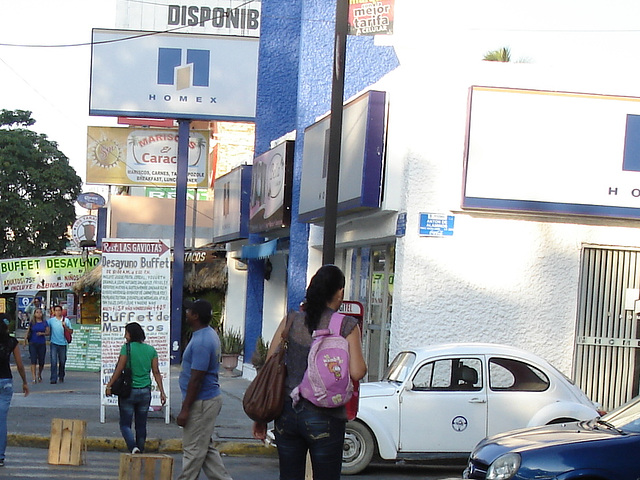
[241,239,278,260]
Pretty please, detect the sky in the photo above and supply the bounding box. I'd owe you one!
[3,0,640,186]
[0,1,119,183]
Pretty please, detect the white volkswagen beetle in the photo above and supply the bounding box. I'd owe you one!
[342,343,599,474]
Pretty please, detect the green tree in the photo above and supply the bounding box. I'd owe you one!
[0,110,82,258]
[483,47,511,62]
[483,47,531,63]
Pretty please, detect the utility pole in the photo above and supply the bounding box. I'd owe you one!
[170,119,190,363]
[322,0,349,265]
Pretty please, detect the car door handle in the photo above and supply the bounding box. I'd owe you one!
[469,397,487,403]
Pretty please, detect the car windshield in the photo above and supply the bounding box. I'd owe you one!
[600,395,640,433]
[383,352,416,383]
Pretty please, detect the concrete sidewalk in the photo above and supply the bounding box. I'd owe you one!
[8,352,274,457]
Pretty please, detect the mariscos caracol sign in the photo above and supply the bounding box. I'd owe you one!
[86,126,209,187]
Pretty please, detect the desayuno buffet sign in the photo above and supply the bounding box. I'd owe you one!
[0,256,100,293]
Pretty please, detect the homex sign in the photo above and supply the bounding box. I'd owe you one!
[90,29,258,121]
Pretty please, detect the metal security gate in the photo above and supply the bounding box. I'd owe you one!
[574,246,640,411]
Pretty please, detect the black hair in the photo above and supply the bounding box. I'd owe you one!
[125,322,146,343]
[0,314,10,342]
[304,265,345,334]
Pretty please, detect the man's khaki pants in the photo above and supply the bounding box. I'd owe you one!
[178,396,233,480]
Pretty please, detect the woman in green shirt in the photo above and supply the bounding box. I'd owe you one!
[105,322,167,453]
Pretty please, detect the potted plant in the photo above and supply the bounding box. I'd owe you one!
[251,336,270,371]
[220,328,244,375]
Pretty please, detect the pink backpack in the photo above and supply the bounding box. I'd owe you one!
[291,312,353,408]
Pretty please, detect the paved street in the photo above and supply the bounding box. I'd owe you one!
[0,447,463,480]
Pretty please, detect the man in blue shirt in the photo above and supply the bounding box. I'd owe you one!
[47,305,73,384]
[177,299,232,480]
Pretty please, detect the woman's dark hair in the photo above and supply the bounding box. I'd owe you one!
[0,314,10,342]
[126,322,146,343]
[304,265,345,334]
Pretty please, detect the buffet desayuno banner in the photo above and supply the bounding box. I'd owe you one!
[100,239,171,409]
[0,255,100,293]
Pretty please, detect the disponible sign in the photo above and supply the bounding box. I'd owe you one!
[86,126,210,187]
[0,256,100,293]
[90,29,258,121]
[116,0,261,37]
[100,239,171,411]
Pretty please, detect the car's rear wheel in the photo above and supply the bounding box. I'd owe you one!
[342,421,375,475]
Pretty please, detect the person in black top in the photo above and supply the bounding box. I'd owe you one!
[0,314,28,467]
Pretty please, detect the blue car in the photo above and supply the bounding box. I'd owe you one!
[463,395,640,479]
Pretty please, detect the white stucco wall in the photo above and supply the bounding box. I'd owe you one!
[224,242,248,335]
[262,252,288,342]
[361,0,640,376]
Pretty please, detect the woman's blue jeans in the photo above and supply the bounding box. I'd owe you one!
[0,379,13,461]
[274,397,346,480]
[118,387,151,452]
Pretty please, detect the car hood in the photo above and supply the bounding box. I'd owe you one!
[472,422,617,463]
[359,381,398,399]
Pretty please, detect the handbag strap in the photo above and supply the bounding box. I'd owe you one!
[125,342,132,369]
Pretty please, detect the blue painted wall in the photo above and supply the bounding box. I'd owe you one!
[245,0,399,358]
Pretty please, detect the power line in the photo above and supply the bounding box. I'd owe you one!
[0,0,265,48]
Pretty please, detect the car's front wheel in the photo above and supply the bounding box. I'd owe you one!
[342,421,375,475]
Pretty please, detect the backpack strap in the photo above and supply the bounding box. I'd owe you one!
[328,312,345,335]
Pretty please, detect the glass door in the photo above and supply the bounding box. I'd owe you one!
[364,245,394,381]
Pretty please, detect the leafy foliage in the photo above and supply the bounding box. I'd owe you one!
[251,336,270,369]
[483,47,512,62]
[220,327,244,354]
[0,109,82,258]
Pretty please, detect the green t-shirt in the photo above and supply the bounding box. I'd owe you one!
[119,342,158,388]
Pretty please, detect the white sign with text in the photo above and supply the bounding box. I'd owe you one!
[100,239,171,423]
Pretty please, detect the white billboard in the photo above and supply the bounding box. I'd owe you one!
[212,165,251,242]
[299,90,386,222]
[464,86,640,219]
[90,29,258,121]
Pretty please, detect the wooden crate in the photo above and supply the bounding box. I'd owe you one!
[119,453,174,480]
[48,418,87,466]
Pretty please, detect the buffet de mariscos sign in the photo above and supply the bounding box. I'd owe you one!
[100,239,171,416]
[0,256,100,292]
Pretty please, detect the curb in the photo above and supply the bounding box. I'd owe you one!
[8,434,277,457]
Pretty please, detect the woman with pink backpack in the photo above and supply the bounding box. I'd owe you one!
[253,265,367,480]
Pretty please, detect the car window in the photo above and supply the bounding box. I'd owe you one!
[601,395,640,433]
[489,357,549,392]
[384,352,416,383]
[412,358,482,391]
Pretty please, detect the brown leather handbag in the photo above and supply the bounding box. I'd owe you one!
[243,314,292,423]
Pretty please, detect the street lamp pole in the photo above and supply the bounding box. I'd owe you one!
[322,0,349,265]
